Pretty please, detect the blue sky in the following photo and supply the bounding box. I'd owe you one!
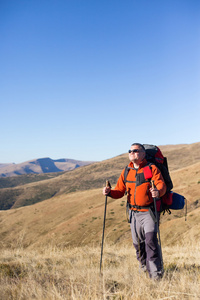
[1,0,200,163]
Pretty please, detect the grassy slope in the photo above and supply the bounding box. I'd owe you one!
[0,142,199,249]
[0,142,200,210]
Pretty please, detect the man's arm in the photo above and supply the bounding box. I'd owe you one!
[102,169,126,199]
[150,165,167,198]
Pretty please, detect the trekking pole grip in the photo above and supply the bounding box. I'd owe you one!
[106,180,111,188]
[151,180,155,189]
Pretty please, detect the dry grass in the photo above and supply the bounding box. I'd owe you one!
[0,241,200,300]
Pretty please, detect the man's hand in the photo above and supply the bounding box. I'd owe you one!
[150,187,160,198]
[103,186,111,196]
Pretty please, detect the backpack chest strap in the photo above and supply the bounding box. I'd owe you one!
[124,165,153,186]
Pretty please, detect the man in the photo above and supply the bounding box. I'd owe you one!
[103,143,166,279]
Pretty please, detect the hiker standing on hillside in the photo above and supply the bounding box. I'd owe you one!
[103,143,166,279]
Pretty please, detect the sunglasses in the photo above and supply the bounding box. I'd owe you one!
[128,149,140,153]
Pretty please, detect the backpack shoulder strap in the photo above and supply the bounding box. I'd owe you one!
[123,165,130,184]
[143,163,153,180]
[123,165,135,184]
[124,163,153,184]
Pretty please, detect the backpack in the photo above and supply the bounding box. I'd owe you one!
[124,144,185,215]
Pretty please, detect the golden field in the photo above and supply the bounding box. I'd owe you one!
[0,242,200,299]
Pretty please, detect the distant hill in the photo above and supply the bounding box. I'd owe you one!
[0,157,94,177]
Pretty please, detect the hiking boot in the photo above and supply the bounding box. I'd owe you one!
[152,271,163,281]
[140,264,147,272]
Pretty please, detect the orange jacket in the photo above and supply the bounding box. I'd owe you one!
[110,159,166,211]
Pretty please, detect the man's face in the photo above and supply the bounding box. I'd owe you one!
[128,145,145,164]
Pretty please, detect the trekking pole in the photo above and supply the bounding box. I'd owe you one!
[151,180,164,272]
[100,180,111,273]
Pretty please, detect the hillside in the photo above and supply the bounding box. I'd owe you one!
[0,142,199,250]
[0,157,94,177]
[0,142,199,210]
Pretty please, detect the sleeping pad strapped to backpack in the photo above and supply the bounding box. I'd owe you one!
[124,144,185,214]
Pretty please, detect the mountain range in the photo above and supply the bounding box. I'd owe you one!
[0,157,94,177]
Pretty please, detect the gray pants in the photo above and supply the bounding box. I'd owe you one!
[129,209,162,278]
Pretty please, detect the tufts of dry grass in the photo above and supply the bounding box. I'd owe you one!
[0,241,200,300]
